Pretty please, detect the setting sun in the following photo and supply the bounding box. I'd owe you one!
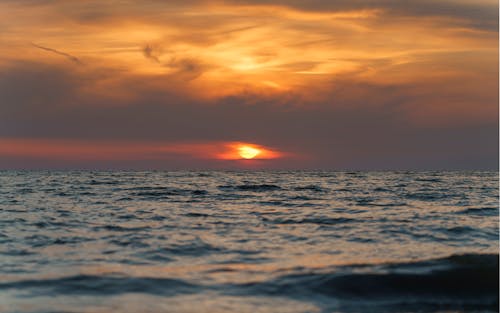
[238,145,261,159]
[215,142,283,160]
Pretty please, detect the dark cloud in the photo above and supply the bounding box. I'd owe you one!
[32,43,83,65]
[165,57,207,81]
[226,0,499,31]
[8,0,497,32]
[141,43,207,80]
[143,44,161,63]
[0,61,497,170]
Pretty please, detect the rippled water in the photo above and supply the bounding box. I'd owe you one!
[0,171,498,312]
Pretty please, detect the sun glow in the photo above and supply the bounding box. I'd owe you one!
[238,145,261,159]
[215,142,283,160]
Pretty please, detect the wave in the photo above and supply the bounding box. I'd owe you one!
[404,192,449,201]
[288,195,316,201]
[218,184,282,192]
[93,225,152,232]
[149,239,224,257]
[293,185,328,193]
[0,252,498,311]
[238,253,499,310]
[0,249,37,256]
[458,207,499,216]
[373,187,391,192]
[262,217,355,225]
[88,179,121,185]
[184,212,211,218]
[24,235,94,248]
[0,275,197,296]
[128,186,208,199]
[415,178,443,183]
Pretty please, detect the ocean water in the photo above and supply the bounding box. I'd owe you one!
[0,170,498,313]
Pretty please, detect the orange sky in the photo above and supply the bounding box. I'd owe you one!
[0,0,497,169]
[0,139,283,161]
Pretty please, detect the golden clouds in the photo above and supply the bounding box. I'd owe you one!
[1,0,496,103]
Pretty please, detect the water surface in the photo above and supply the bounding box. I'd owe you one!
[0,171,498,312]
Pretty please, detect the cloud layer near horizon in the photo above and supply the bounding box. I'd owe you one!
[0,0,497,169]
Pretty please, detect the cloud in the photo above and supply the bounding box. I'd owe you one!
[165,57,207,81]
[31,43,83,65]
[0,60,497,169]
[225,0,499,31]
[142,44,161,63]
[141,43,207,80]
[5,0,497,35]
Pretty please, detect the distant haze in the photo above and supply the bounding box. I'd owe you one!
[0,0,498,169]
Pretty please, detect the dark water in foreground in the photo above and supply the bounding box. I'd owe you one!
[0,171,498,313]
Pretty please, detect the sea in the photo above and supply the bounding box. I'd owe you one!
[0,170,498,313]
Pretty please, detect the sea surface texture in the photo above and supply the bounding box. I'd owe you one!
[0,171,498,313]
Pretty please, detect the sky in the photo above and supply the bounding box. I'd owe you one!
[0,0,498,170]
